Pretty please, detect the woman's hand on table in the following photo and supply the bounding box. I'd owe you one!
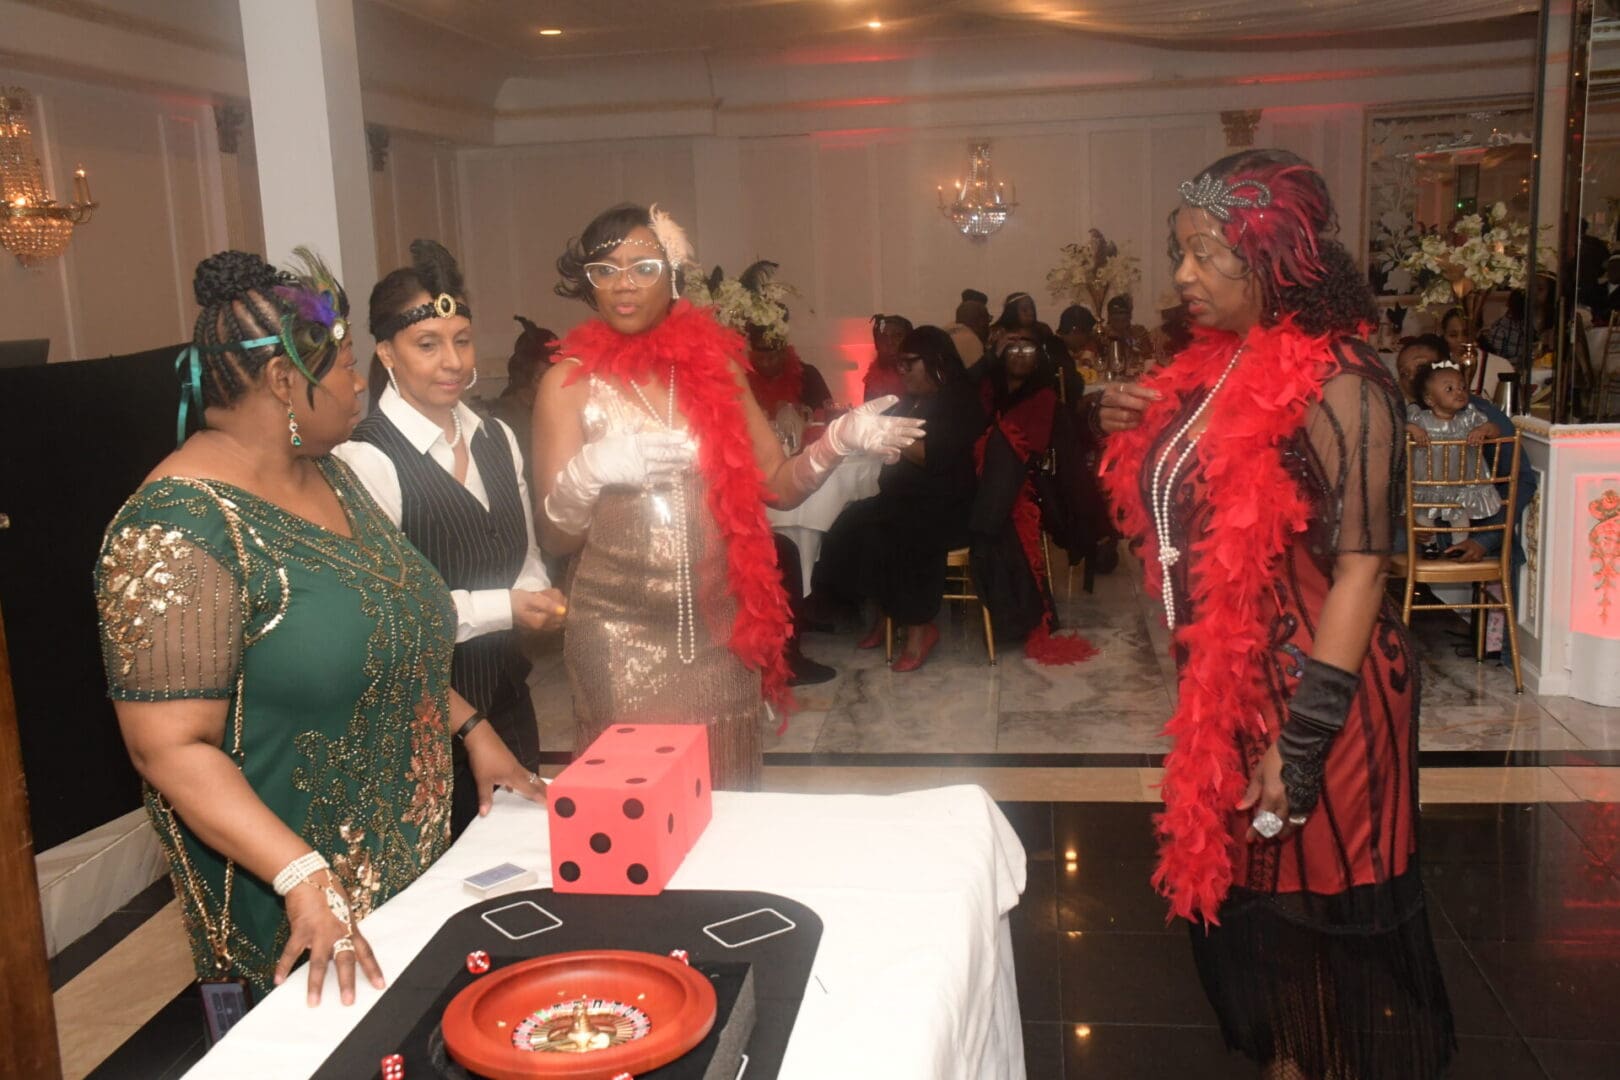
[1096,382,1159,434]
[1236,742,1302,844]
[511,587,568,632]
[275,872,384,1007]
[464,721,546,817]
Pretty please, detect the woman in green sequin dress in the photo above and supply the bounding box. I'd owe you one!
[95,251,542,1006]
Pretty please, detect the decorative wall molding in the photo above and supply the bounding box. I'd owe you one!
[213,102,245,155]
[366,124,390,173]
[1220,109,1262,147]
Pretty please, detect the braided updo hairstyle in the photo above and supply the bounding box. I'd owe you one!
[190,250,347,409]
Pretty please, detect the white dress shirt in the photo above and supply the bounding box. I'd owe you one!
[334,385,550,643]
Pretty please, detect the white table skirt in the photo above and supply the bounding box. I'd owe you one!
[185,785,1029,1080]
[767,455,883,585]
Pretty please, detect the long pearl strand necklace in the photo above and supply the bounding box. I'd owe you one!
[627,366,697,665]
[1149,346,1244,631]
[443,408,464,449]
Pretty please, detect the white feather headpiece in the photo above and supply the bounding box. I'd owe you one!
[649,203,693,299]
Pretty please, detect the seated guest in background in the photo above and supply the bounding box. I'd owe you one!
[970,332,1094,663]
[864,313,912,401]
[1404,360,1503,555]
[1150,300,1194,364]
[490,315,556,468]
[1099,294,1154,377]
[813,326,987,671]
[992,290,1050,345]
[336,240,564,836]
[1395,335,1534,570]
[1439,307,1471,363]
[948,288,992,374]
[1584,254,1620,324]
[1057,304,1103,374]
[1575,217,1609,300]
[97,249,540,1008]
[747,323,833,418]
[1479,289,1530,363]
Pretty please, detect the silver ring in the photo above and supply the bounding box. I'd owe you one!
[332,937,355,955]
[1252,810,1285,838]
[1287,814,1309,827]
[528,772,539,786]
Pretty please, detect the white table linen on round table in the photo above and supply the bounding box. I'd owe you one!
[767,454,882,585]
[183,785,1029,1080]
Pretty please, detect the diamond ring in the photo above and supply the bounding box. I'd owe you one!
[1251,810,1285,839]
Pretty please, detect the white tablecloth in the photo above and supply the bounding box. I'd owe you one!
[185,785,1028,1080]
[767,455,882,585]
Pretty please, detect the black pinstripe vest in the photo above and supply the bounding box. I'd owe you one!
[351,411,529,713]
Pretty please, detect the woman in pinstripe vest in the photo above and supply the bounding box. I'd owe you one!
[337,240,565,836]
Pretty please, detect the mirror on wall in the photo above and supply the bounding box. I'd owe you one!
[1365,101,1535,298]
[1570,7,1620,420]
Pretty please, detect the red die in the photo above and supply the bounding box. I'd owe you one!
[590,724,713,851]
[547,724,713,896]
[380,1053,404,1079]
[465,950,490,974]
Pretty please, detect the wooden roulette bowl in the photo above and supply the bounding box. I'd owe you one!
[441,950,716,1079]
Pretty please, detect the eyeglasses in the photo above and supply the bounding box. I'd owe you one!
[1002,342,1039,359]
[583,258,668,289]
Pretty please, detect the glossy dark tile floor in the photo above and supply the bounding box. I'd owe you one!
[1003,801,1620,1080]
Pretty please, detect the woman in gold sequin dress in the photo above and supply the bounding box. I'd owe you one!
[95,251,541,1008]
[534,205,922,788]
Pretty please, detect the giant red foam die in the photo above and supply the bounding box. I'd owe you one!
[547,725,713,895]
[587,724,713,852]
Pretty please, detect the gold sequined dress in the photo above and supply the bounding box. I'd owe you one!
[94,459,456,998]
[564,372,763,789]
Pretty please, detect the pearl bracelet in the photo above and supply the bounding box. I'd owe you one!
[272,851,330,897]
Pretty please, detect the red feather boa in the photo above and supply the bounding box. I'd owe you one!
[1100,320,1337,924]
[558,301,795,713]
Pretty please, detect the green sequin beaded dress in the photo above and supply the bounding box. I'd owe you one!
[94,458,456,997]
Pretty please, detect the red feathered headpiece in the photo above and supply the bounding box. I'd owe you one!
[1180,161,1331,292]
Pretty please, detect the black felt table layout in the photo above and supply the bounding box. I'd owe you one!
[313,889,822,1080]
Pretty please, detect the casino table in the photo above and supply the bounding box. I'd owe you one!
[183,785,1029,1079]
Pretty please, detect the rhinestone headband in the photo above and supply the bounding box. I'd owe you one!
[374,292,471,341]
[1429,359,1462,372]
[587,236,663,257]
[1178,173,1273,222]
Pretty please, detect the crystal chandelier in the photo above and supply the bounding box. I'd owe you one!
[1,87,96,267]
[937,142,1016,239]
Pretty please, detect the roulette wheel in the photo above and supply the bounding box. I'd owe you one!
[441,951,716,1079]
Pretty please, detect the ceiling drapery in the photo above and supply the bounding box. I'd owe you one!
[1008,0,1537,40]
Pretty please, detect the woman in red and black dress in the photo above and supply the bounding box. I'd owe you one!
[1100,149,1453,1078]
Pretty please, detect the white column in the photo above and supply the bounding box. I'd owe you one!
[238,0,378,359]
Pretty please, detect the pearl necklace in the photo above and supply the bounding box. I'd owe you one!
[1149,346,1244,631]
[443,407,464,449]
[627,367,696,666]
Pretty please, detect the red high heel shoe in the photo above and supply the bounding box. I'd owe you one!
[856,621,886,650]
[891,624,940,673]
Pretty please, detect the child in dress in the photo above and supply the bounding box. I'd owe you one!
[1405,360,1503,556]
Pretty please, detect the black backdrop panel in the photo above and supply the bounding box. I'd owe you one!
[0,345,181,849]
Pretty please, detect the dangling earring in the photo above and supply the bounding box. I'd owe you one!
[287,407,303,448]
[385,363,401,396]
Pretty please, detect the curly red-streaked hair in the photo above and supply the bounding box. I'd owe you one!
[1169,148,1373,338]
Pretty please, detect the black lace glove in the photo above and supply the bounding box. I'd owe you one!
[1277,658,1361,816]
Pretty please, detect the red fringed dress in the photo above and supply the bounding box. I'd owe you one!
[1103,323,1454,1078]
[555,303,794,790]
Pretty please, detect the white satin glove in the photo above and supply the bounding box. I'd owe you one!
[543,430,695,536]
[786,395,925,497]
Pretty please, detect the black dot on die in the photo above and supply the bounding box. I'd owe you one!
[667,813,676,835]
[626,776,647,785]
[554,797,576,818]
[623,798,644,820]
[584,758,605,766]
[589,832,612,854]
[559,861,581,882]
[627,864,649,885]
[616,727,636,734]
[695,778,703,797]
[656,745,675,754]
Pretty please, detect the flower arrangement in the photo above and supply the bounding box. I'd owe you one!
[1046,228,1141,315]
[1398,202,1534,316]
[685,260,798,348]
